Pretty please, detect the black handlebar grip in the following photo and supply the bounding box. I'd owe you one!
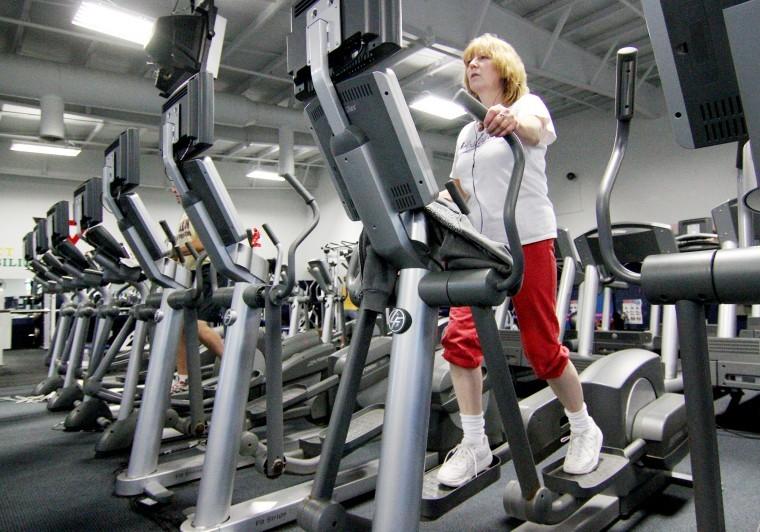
[262,223,279,246]
[159,220,177,246]
[453,89,487,122]
[159,219,183,263]
[280,172,314,204]
[616,47,637,121]
[445,180,471,215]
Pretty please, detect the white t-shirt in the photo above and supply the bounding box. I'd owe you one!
[450,93,558,246]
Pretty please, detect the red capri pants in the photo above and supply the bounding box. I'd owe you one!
[441,238,570,380]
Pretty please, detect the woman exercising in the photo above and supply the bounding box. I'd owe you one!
[437,34,603,487]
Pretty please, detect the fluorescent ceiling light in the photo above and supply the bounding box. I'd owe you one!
[11,142,81,157]
[247,169,285,181]
[72,1,156,47]
[1,103,102,124]
[410,95,466,120]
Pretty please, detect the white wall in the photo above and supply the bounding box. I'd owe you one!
[546,109,739,239]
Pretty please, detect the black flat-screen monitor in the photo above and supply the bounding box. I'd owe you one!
[161,73,214,160]
[643,0,759,210]
[46,201,69,249]
[146,15,207,97]
[643,0,747,148]
[104,129,140,196]
[73,178,103,233]
[23,231,35,262]
[34,218,48,254]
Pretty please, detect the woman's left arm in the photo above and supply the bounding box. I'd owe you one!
[515,114,543,146]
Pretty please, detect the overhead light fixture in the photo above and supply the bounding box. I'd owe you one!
[72,1,156,47]
[410,95,467,120]
[1,103,102,124]
[247,169,285,181]
[10,141,81,157]
[1,103,41,118]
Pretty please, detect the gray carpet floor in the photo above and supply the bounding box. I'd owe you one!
[0,348,51,390]
[1,348,759,531]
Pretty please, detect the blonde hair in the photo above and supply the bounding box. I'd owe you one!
[462,34,529,106]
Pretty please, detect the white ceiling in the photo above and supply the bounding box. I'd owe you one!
[0,0,661,168]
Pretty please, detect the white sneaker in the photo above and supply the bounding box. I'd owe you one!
[171,375,189,395]
[562,423,603,475]
[437,436,492,488]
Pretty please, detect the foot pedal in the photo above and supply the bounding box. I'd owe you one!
[421,456,501,519]
[247,384,309,422]
[140,480,173,505]
[542,448,633,498]
[299,404,384,456]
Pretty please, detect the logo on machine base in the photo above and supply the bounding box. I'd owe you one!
[388,308,412,334]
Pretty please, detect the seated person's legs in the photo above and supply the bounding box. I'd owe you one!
[198,320,223,357]
[173,325,190,393]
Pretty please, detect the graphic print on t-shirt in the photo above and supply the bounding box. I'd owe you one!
[459,131,490,154]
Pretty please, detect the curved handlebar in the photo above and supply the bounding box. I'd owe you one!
[595,47,640,285]
[270,173,320,304]
[262,223,279,246]
[453,89,525,294]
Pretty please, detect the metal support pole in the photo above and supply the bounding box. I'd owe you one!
[322,294,334,344]
[675,299,725,532]
[372,268,438,531]
[193,282,262,528]
[310,307,378,499]
[125,291,184,478]
[117,319,149,420]
[46,313,71,378]
[184,307,205,431]
[44,293,54,349]
[264,289,285,476]
[87,314,113,377]
[649,304,661,338]
[717,242,738,338]
[62,313,90,388]
[577,264,599,357]
[661,305,679,381]
[601,286,612,331]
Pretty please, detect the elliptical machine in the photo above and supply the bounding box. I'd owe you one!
[290,3,689,529]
